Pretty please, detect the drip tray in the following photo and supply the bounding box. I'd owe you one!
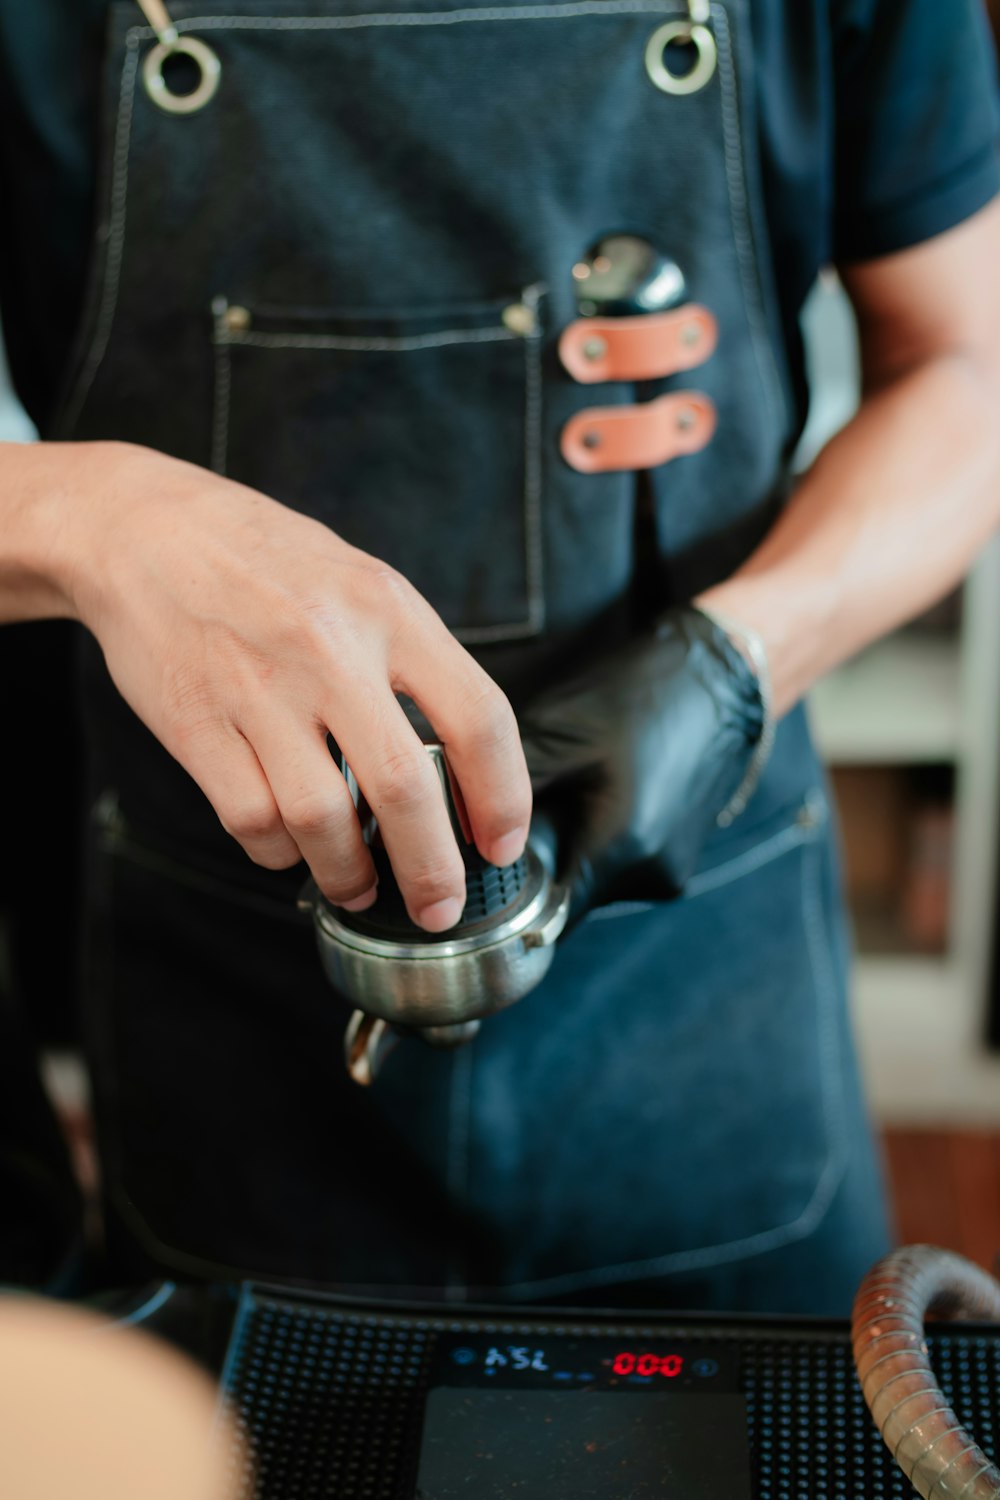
[219,1283,1000,1498]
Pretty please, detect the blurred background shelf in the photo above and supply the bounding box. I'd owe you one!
[801,274,1000,1124]
[811,633,962,764]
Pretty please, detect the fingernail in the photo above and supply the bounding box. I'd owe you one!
[418,896,465,932]
[490,828,528,867]
[340,883,378,913]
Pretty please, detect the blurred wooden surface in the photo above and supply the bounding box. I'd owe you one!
[883,1128,1000,1276]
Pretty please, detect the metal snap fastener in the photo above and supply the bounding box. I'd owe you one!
[681,322,702,347]
[582,336,607,361]
[645,20,718,97]
[143,34,221,115]
[581,430,603,450]
[675,408,697,432]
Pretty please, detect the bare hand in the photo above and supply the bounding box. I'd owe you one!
[61,442,531,930]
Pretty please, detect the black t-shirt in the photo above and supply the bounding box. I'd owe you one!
[1,0,998,431]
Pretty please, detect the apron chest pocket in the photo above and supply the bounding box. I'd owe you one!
[210,288,546,643]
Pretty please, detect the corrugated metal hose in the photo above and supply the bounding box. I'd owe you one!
[853,1245,1000,1498]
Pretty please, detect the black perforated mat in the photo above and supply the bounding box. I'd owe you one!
[219,1284,1000,1499]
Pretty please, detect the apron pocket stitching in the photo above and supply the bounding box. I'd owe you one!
[211,285,547,641]
[482,837,849,1300]
[224,327,523,351]
[159,5,697,39]
[90,841,274,1285]
[460,280,545,642]
[583,789,828,923]
[683,789,827,897]
[99,825,305,923]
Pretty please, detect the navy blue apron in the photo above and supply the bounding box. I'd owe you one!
[55,0,889,1310]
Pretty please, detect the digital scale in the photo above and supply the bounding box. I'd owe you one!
[195,1281,1000,1499]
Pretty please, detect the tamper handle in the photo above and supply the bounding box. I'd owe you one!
[423,743,493,874]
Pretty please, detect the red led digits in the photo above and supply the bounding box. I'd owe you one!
[611,1352,684,1378]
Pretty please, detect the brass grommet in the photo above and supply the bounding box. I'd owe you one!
[644,21,717,97]
[143,34,221,115]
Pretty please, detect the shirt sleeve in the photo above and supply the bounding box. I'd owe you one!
[833,0,1000,262]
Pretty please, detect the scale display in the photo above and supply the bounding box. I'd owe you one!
[432,1333,737,1391]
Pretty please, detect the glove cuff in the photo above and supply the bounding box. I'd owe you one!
[692,604,775,826]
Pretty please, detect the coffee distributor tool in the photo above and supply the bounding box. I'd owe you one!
[299,744,569,1084]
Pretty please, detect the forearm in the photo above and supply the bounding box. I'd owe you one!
[0,441,84,623]
[697,348,1000,715]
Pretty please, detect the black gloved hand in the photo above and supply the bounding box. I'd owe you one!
[519,606,766,924]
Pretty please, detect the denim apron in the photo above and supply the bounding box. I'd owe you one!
[55,0,889,1310]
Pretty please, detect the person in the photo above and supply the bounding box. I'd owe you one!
[0,0,998,1313]
[0,1295,235,1500]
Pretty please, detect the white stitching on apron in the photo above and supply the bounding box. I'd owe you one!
[135,4,701,34]
[220,327,522,351]
[60,38,141,435]
[714,6,791,438]
[59,1,683,436]
[210,324,518,483]
[60,6,783,652]
[585,790,827,920]
[209,285,547,638]
[480,836,850,1299]
[463,279,546,642]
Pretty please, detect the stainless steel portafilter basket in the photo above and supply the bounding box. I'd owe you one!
[299,743,569,1083]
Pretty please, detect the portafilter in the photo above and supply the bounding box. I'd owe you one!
[299,743,569,1084]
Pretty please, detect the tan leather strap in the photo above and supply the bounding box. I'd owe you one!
[558,305,717,384]
[561,392,716,474]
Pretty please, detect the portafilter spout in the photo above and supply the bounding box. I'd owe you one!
[299,743,568,1084]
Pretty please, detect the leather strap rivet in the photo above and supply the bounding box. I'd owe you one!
[675,409,697,432]
[681,323,702,346]
[582,336,608,361]
[581,430,603,449]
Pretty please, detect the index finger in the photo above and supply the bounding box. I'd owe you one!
[397,635,532,868]
[333,691,470,931]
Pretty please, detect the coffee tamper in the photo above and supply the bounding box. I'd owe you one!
[299,744,569,1084]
